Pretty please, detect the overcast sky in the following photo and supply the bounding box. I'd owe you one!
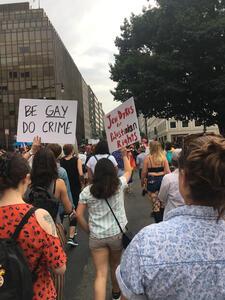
[3,0,154,113]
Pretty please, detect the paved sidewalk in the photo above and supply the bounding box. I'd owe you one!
[65,172,153,300]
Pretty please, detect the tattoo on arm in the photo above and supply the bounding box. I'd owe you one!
[43,214,57,236]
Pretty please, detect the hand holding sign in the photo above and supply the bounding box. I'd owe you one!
[104,97,141,153]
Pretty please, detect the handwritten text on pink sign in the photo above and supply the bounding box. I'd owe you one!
[104,98,141,152]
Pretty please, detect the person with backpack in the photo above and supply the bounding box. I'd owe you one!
[76,148,132,300]
[26,148,73,300]
[86,140,118,183]
[0,152,66,300]
[60,144,84,247]
[27,148,73,220]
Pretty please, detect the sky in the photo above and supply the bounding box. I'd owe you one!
[2,0,154,113]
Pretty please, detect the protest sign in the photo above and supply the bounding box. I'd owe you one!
[104,97,141,153]
[17,99,78,144]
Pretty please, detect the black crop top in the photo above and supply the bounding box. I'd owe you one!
[148,167,164,173]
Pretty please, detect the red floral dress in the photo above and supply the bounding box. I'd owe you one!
[0,203,67,300]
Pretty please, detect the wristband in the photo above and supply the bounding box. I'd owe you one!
[29,150,34,156]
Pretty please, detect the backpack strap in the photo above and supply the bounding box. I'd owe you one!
[11,207,37,240]
[94,155,98,161]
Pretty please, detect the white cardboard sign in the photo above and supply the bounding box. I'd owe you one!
[104,97,141,153]
[17,99,78,144]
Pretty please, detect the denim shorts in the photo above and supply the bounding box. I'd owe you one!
[147,175,164,193]
[89,233,123,251]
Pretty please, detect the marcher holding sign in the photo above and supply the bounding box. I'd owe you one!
[17,99,78,144]
[104,97,141,153]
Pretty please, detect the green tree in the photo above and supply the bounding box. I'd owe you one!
[110,0,225,134]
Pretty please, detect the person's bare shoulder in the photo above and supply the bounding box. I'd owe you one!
[35,209,58,237]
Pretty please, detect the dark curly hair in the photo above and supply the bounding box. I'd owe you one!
[94,140,109,155]
[90,158,120,199]
[179,133,225,218]
[31,148,58,189]
[0,153,30,194]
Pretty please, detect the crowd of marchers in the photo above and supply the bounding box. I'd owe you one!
[0,133,225,300]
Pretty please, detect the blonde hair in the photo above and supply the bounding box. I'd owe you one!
[149,141,165,164]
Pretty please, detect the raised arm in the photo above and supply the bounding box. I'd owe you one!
[23,136,41,160]
[121,148,132,183]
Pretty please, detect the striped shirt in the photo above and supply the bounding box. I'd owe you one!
[79,176,127,239]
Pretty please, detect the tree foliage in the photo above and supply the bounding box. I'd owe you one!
[110,0,225,134]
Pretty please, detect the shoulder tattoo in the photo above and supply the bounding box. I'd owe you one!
[43,214,57,236]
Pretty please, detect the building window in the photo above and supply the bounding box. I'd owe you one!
[20,71,30,78]
[9,110,15,116]
[0,86,8,91]
[170,121,176,129]
[182,120,189,128]
[19,46,30,54]
[9,71,18,79]
[195,120,202,127]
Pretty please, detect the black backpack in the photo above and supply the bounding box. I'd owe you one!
[0,207,38,300]
[25,185,59,222]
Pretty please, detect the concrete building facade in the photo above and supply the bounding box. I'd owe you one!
[147,117,219,145]
[0,2,103,147]
[88,86,104,139]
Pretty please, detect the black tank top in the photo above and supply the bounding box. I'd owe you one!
[148,167,164,173]
[60,156,81,202]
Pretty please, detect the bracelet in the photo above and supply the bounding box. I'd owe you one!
[69,211,75,217]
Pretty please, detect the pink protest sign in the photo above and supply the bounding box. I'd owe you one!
[104,97,141,153]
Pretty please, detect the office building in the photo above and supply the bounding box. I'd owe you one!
[147,117,219,145]
[0,2,103,147]
[88,86,105,139]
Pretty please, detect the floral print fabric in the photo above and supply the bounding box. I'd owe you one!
[117,205,225,300]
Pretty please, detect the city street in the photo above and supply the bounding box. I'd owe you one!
[64,172,154,300]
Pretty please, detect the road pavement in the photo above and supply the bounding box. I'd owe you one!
[64,172,154,300]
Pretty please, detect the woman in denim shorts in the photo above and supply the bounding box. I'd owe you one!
[77,148,132,300]
[141,141,170,223]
